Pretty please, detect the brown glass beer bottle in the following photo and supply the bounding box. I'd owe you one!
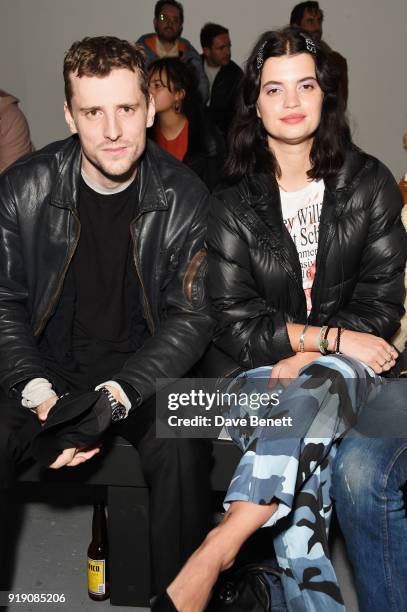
[87,502,110,600]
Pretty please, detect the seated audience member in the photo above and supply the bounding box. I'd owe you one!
[151,27,406,612]
[0,36,214,596]
[200,23,243,137]
[148,58,225,190]
[137,0,208,102]
[290,1,348,107]
[0,90,33,173]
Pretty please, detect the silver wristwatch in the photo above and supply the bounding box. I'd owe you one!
[101,386,127,422]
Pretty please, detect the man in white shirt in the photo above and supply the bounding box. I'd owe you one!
[200,23,243,136]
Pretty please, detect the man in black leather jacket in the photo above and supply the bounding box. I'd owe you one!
[0,36,213,594]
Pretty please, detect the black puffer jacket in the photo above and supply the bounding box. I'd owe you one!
[207,147,406,370]
[0,136,214,400]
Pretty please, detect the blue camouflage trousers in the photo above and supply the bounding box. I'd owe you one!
[222,355,381,612]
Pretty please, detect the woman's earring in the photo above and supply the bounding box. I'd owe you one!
[174,102,180,113]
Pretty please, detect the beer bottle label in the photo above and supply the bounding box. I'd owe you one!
[87,557,106,595]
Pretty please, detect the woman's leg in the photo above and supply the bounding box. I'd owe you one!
[272,445,345,612]
[167,499,278,612]
[166,356,378,611]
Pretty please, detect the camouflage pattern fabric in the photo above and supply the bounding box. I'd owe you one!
[223,355,381,611]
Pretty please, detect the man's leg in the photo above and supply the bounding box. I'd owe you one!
[114,397,212,594]
[0,394,41,589]
[332,433,407,612]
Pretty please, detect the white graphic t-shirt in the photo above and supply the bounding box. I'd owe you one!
[280,180,325,313]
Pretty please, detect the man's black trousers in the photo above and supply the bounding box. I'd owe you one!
[0,392,212,594]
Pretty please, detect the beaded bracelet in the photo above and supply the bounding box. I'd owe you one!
[318,325,329,355]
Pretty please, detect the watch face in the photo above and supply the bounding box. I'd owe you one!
[111,403,127,422]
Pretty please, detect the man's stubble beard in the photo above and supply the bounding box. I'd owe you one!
[83,148,142,185]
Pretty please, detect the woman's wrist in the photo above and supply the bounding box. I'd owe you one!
[288,323,345,355]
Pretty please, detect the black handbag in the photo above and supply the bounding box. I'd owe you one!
[207,562,285,612]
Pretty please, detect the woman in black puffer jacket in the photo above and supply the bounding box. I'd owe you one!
[208,147,404,369]
[153,28,406,612]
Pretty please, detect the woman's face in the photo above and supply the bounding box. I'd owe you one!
[256,53,323,147]
[148,69,182,114]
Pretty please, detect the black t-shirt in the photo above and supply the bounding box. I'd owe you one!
[39,176,149,393]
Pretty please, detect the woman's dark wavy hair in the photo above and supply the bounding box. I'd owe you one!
[224,27,352,181]
[148,57,198,121]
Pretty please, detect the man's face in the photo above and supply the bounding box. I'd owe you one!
[203,33,232,68]
[154,4,182,44]
[64,68,155,188]
[299,9,323,41]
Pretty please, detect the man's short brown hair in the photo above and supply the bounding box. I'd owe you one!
[63,36,149,108]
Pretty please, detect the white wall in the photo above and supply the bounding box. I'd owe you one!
[1,0,406,178]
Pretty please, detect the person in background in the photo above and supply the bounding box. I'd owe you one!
[399,132,407,204]
[290,1,348,107]
[137,0,209,103]
[200,23,243,137]
[148,58,225,190]
[0,36,214,596]
[331,174,407,612]
[0,90,33,173]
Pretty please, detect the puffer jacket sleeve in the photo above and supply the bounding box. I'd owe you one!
[207,194,294,369]
[327,161,406,340]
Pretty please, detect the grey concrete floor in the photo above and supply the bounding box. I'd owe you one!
[3,485,358,612]
[3,484,148,612]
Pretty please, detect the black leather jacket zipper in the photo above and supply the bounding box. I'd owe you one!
[34,209,81,337]
[130,223,155,335]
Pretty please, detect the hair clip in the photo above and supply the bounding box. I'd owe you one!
[299,32,316,54]
[256,41,268,70]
